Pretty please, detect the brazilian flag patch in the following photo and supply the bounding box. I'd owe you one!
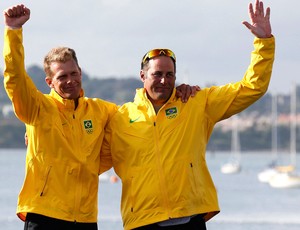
[84,120,93,134]
[165,107,178,119]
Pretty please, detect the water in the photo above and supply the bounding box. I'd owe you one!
[1,149,300,230]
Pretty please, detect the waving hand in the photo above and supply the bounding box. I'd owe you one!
[242,0,272,38]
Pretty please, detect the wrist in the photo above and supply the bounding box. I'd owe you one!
[5,25,22,30]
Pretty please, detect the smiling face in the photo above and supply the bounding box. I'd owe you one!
[45,59,82,100]
[140,55,176,107]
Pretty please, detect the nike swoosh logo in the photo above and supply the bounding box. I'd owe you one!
[129,117,140,123]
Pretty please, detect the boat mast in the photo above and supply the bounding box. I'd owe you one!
[290,84,297,167]
[231,115,240,159]
[271,93,278,163]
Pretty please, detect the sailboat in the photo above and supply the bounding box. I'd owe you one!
[258,93,280,183]
[269,84,300,188]
[221,115,241,174]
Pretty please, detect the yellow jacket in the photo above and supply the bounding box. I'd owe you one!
[101,37,275,230]
[3,28,117,222]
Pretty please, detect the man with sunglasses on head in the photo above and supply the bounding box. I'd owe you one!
[101,0,275,229]
[2,4,199,230]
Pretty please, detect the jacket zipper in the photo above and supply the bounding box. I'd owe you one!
[72,111,81,221]
[153,116,172,218]
[149,98,172,217]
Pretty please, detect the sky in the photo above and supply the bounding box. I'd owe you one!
[0,0,299,94]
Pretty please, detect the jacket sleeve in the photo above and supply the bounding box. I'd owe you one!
[3,28,41,124]
[206,36,275,122]
[99,102,118,174]
[99,125,113,174]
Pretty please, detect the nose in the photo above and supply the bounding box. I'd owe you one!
[66,75,76,84]
[160,76,167,84]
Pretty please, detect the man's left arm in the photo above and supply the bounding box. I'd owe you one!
[206,0,275,122]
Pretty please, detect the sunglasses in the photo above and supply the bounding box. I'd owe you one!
[141,49,176,68]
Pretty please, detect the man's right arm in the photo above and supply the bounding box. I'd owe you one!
[3,5,41,124]
[3,4,31,93]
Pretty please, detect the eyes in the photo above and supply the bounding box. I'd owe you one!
[55,71,81,82]
[151,71,175,79]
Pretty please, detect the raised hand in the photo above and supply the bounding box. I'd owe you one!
[3,4,30,29]
[242,0,272,38]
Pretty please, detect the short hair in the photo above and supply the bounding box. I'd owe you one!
[43,47,79,77]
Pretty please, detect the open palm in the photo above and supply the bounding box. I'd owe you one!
[242,0,272,38]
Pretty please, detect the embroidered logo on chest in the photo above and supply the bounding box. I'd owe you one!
[165,107,178,119]
[84,120,93,134]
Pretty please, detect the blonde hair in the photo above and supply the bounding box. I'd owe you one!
[43,47,79,77]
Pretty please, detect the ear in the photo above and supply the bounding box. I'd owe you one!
[140,70,146,83]
[45,76,53,88]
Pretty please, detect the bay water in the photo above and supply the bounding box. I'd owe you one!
[1,149,300,230]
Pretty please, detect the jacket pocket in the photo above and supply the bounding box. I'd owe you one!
[190,162,201,196]
[40,165,52,196]
[129,176,134,213]
[122,167,160,215]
